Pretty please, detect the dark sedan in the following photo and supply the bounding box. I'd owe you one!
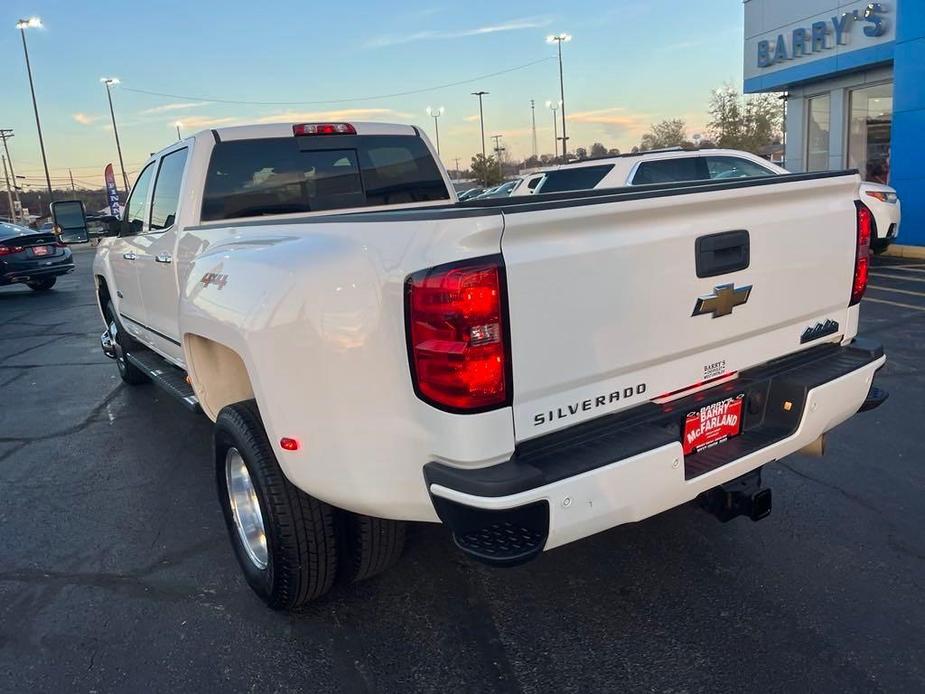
[0,222,75,291]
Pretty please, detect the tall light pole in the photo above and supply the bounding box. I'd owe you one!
[175,121,183,141]
[101,78,130,196]
[425,106,444,156]
[17,17,53,207]
[546,100,560,161]
[0,130,22,221]
[530,99,538,159]
[547,33,572,160]
[471,91,489,159]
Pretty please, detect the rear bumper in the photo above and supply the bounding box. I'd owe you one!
[425,339,886,565]
[1,261,75,285]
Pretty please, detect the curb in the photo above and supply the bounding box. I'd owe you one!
[883,244,925,260]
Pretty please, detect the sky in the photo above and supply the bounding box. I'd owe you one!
[1,0,745,190]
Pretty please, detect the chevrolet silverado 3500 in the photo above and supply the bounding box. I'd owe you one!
[88,121,887,610]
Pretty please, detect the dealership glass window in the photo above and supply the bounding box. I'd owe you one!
[848,83,893,184]
[806,94,830,171]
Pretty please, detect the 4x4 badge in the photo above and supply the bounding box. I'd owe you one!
[692,283,752,319]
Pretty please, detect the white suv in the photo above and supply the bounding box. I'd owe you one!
[523,148,900,253]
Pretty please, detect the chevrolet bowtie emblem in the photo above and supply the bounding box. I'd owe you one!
[692,283,752,319]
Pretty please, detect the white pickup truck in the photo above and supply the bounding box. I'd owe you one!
[79,121,887,610]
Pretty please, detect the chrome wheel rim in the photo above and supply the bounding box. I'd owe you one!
[109,320,125,368]
[225,447,268,570]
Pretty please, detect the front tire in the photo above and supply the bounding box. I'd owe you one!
[104,300,148,385]
[215,401,338,609]
[27,277,56,291]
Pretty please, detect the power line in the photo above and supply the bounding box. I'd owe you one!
[119,57,556,106]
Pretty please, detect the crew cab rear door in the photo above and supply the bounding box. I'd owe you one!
[499,174,861,441]
[134,145,189,362]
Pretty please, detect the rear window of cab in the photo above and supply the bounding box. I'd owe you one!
[200,135,449,221]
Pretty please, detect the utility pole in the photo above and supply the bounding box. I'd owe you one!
[530,100,538,159]
[491,135,505,180]
[69,169,76,193]
[2,155,14,222]
[453,157,461,180]
[17,18,54,202]
[101,78,130,195]
[0,130,22,221]
[471,91,489,159]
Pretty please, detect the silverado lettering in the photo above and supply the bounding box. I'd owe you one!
[533,384,647,426]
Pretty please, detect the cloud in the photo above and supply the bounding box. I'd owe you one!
[463,114,481,122]
[140,101,210,115]
[366,16,551,48]
[256,108,413,123]
[568,107,650,137]
[72,112,99,126]
[171,115,239,129]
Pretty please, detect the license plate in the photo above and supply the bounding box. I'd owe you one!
[32,245,51,256]
[682,394,745,455]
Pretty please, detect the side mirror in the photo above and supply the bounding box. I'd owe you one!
[50,200,90,244]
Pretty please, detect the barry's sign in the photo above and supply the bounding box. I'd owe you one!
[757,2,888,68]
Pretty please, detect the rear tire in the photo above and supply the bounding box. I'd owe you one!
[339,512,406,584]
[215,400,338,610]
[104,300,148,385]
[26,277,56,291]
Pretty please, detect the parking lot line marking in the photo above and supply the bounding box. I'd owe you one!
[877,266,925,274]
[868,285,925,298]
[870,272,925,284]
[862,297,925,312]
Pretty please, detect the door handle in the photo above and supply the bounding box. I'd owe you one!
[155,252,172,264]
[122,252,136,261]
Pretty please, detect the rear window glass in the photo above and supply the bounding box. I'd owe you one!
[538,165,613,194]
[201,135,449,221]
[632,157,706,185]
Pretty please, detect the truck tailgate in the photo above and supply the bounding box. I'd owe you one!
[499,174,860,441]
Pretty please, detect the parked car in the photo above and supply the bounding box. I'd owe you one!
[84,120,886,611]
[470,179,521,199]
[529,148,901,253]
[0,221,74,291]
[457,187,485,201]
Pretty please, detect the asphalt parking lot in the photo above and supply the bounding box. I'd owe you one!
[1,245,923,693]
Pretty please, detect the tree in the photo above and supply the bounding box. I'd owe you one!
[590,142,609,158]
[707,85,783,154]
[522,155,541,169]
[575,147,588,160]
[470,153,503,187]
[639,119,687,151]
[607,147,621,156]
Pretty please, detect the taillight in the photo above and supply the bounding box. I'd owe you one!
[0,245,24,256]
[405,256,510,412]
[851,201,873,306]
[292,123,356,136]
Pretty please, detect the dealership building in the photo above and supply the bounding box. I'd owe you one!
[744,1,925,247]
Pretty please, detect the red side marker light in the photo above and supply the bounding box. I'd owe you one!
[279,437,300,451]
